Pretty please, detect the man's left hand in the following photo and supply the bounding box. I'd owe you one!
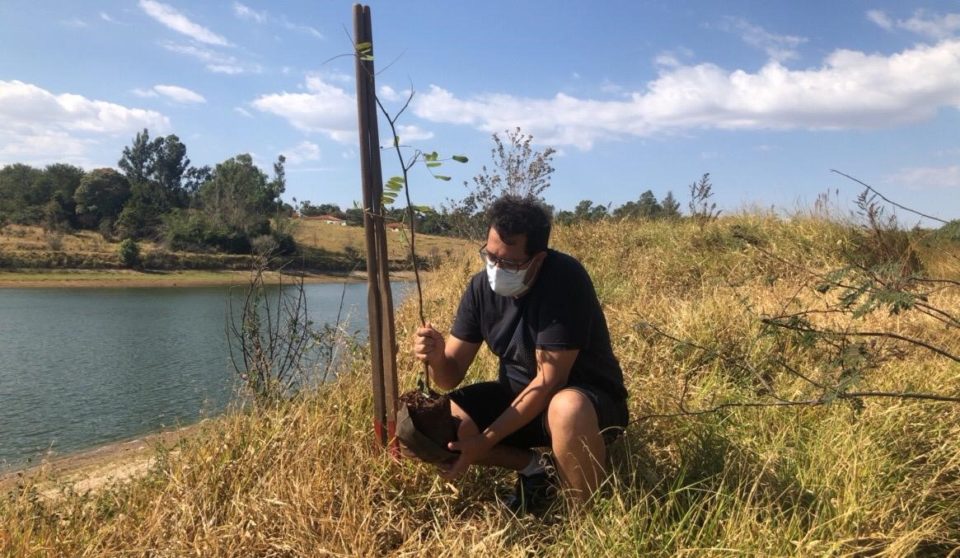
[440,434,490,479]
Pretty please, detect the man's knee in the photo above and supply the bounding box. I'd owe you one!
[450,399,479,440]
[546,389,599,439]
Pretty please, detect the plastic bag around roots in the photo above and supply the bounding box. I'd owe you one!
[396,390,459,464]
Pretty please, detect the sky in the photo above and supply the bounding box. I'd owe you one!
[1,1,959,222]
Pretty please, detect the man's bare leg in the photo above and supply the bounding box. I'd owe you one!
[545,389,606,502]
[450,399,533,471]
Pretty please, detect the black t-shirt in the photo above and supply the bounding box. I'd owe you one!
[450,249,627,401]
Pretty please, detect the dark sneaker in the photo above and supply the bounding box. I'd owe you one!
[502,470,558,515]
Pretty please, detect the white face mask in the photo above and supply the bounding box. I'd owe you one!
[486,260,530,297]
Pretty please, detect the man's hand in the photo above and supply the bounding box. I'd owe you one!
[413,323,445,366]
[439,434,491,479]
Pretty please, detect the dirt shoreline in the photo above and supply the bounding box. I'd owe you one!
[0,269,415,289]
[0,421,208,496]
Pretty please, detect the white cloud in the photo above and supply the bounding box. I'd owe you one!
[139,0,229,46]
[717,17,807,62]
[251,75,356,143]
[868,9,960,40]
[162,42,260,74]
[889,165,960,190]
[414,39,960,150]
[0,80,169,166]
[323,71,354,84]
[100,12,120,24]
[867,10,893,31]
[281,141,322,165]
[379,85,402,102]
[234,106,253,118]
[132,87,159,98]
[396,124,434,142]
[599,80,625,95]
[60,18,88,28]
[153,84,206,104]
[132,85,205,103]
[280,17,323,39]
[233,2,266,23]
[654,47,694,69]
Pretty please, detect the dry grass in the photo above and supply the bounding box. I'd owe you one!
[290,219,473,263]
[3,214,959,556]
[0,222,470,276]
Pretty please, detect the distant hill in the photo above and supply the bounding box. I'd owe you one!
[0,220,471,272]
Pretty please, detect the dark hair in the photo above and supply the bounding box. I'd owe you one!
[486,195,551,255]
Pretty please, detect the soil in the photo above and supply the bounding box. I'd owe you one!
[399,389,458,450]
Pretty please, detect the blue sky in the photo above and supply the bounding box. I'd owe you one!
[1,1,959,222]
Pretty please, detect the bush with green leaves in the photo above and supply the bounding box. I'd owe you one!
[118,238,141,268]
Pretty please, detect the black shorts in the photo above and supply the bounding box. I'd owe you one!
[447,380,629,449]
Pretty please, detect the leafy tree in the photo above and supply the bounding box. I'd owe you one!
[117,130,195,237]
[268,155,286,213]
[0,164,44,223]
[574,200,610,222]
[74,168,131,229]
[661,190,681,219]
[636,190,662,219]
[554,209,576,226]
[42,164,85,227]
[573,200,594,221]
[115,181,170,239]
[154,134,190,207]
[199,153,272,234]
[447,127,556,239]
[118,129,158,185]
[183,165,212,202]
[300,202,345,218]
[344,206,364,226]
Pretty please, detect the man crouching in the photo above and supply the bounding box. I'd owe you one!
[413,195,629,512]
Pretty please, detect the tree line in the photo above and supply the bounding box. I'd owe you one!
[298,186,684,237]
[1,125,713,255]
[0,129,293,255]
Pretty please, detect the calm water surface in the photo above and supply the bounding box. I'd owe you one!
[0,282,402,471]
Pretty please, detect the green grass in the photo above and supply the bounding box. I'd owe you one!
[2,214,958,556]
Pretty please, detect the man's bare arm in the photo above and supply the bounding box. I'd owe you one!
[478,348,578,447]
[413,324,480,391]
[441,348,579,482]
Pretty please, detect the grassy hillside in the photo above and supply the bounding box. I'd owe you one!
[0,220,471,274]
[2,214,958,556]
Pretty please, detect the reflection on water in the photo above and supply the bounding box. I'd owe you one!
[0,282,403,470]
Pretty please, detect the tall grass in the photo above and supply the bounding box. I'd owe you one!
[3,214,958,556]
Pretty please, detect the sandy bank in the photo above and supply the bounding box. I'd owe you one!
[0,269,414,289]
[0,422,207,497]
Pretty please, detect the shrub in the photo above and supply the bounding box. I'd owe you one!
[118,238,141,268]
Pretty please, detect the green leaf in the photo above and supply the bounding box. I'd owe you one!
[452,155,469,163]
[434,175,451,181]
[356,42,372,52]
[413,204,434,214]
[393,136,400,147]
[425,161,441,168]
[423,151,438,162]
[360,55,373,61]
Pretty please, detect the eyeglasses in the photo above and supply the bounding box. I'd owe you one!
[479,246,531,272]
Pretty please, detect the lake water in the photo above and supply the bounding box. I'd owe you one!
[0,282,403,471]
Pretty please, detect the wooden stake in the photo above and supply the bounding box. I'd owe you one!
[353,4,398,450]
